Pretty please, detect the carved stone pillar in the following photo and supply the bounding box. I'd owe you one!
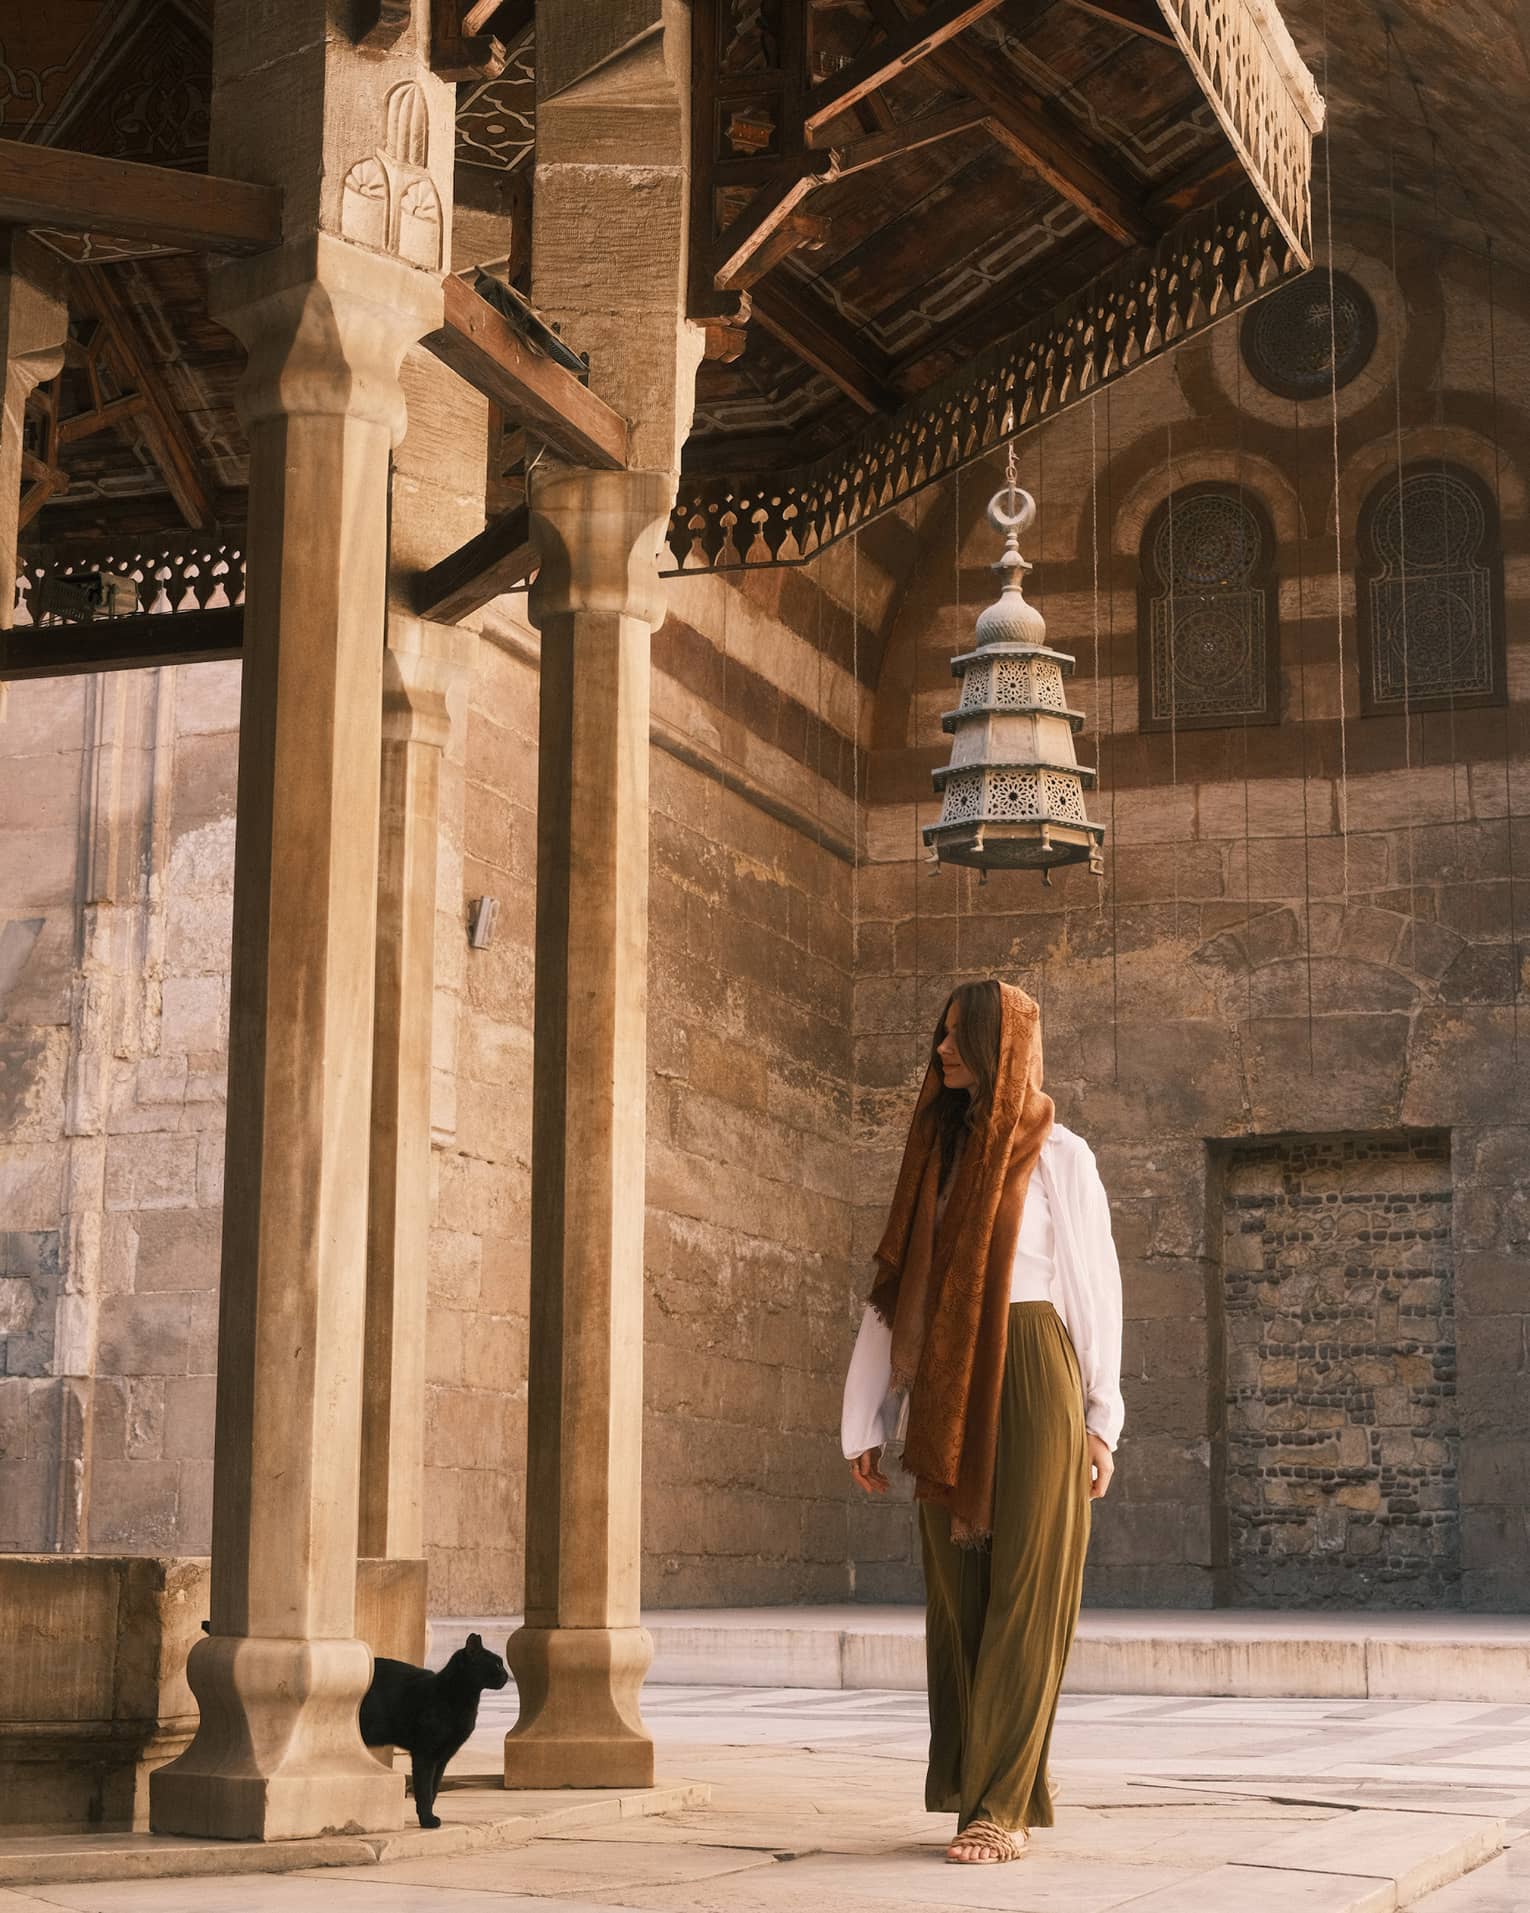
[147,232,441,1844]
[0,233,67,639]
[503,467,676,1788]
[501,0,702,1792]
[360,612,475,1588]
[148,0,455,1842]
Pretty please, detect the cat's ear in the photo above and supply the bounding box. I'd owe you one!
[467,1632,482,1649]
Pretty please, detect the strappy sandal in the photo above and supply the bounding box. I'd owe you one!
[946,1819,1028,1864]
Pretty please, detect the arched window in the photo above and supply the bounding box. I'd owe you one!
[1357,463,1505,715]
[1137,484,1279,731]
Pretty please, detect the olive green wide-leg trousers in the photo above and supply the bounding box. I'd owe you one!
[919,1300,1092,1834]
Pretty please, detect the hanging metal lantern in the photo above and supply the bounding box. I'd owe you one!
[924,456,1106,882]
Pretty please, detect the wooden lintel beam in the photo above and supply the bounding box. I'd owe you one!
[429,0,508,78]
[805,0,1005,138]
[727,211,828,291]
[751,280,899,415]
[424,274,628,470]
[711,169,835,292]
[830,100,989,178]
[1068,0,1177,46]
[0,609,242,682]
[0,137,279,255]
[76,266,214,531]
[866,0,1154,246]
[58,392,148,444]
[415,504,536,623]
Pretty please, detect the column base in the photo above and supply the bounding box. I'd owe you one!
[503,1625,654,1789]
[149,1635,404,1841]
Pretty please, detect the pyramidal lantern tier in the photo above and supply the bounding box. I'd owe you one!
[924,466,1105,881]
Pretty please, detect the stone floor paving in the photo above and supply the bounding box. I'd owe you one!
[3,1686,1527,1912]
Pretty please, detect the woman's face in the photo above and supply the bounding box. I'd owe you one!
[937,1001,977,1092]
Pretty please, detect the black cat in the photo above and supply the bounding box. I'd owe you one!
[359,1633,510,1829]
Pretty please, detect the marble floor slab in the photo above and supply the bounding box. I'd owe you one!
[3,1683,1525,1912]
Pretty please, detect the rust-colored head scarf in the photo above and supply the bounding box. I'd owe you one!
[868,982,1054,1544]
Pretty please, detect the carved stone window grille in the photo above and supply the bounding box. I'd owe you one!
[1241,268,1377,400]
[1357,464,1505,716]
[1138,484,1279,731]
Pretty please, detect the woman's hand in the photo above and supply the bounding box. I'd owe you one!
[1086,1432,1114,1500]
[850,1447,889,1495]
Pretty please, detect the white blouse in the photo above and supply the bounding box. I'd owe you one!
[841,1122,1125,1459]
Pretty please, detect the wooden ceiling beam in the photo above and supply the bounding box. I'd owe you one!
[726,210,829,291]
[751,279,900,415]
[1067,0,1177,46]
[423,274,629,469]
[711,167,836,292]
[75,265,215,531]
[415,504,536,623]
[429,0,508,80]
[0,609,242,682]
[57,392,148,444]
[0,137,279,255]
[864,0,1155,247]
[804,0,1006,139]
[830,100,989,178]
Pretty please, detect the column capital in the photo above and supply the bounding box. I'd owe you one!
[211,234,444,443]
[382,613,477,749]
[527,467,678,635]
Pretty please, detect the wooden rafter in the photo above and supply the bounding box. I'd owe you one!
[751,279,899,415]
[75,265,214,530]
[57,392,147,444]
[0,137,279,255]
[726,211,828,291]
[414,504,536,622]
[463,0,532,45]
[830,100,989,178]
[429,0,508,80]
[865,0,1154,247]
[803,0,1006,138]
[19,377,67,529]
[1067,0,1177,46]
[423,274,628,469]
[711,169,836,293]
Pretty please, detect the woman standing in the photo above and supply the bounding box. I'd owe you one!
[842,978,1124,1865]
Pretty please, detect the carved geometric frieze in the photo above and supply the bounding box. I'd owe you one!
[664,183,1306,575]
[14,535,246,626]
[1138,484,1279,730]
[1358,464,1505,715]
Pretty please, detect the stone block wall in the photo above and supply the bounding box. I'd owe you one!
[0,665,233,1556]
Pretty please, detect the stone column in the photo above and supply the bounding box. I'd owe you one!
[359,341,483,1635]
[148,0,455,1840]
[360,612,474,1593]
[147,232,441,1843]
[504,469,674,1788]
[502,0,703,1790]
[0,233,66,642]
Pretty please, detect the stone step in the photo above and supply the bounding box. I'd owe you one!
[431,1606,1530,1701]
[0,1779,708,1890]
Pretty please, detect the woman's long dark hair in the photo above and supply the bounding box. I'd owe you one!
[928,980,1003,1186]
